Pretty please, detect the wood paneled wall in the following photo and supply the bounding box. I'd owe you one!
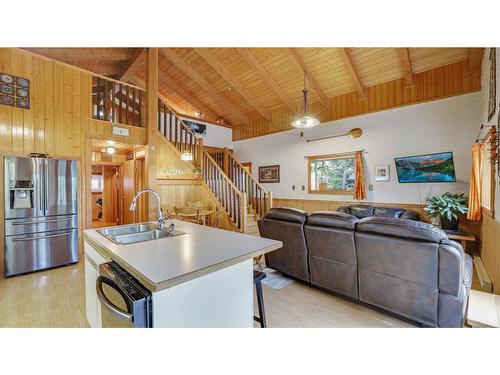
[233,60,482,141]
[481,210,500,294]
[0,48,147,278]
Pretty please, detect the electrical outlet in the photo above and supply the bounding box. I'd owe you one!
[368,184,373,191]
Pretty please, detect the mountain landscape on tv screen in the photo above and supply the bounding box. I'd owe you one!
[395,152,456,183]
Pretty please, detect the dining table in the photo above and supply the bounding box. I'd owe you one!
[177,207,216,226]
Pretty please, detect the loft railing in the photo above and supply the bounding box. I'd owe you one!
[157,98,203,167]
[202,151,247,232]
[92,75,144,127]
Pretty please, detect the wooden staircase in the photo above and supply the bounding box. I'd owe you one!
[156,97,272,234]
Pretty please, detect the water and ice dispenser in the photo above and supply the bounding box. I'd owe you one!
[8,180,34,209]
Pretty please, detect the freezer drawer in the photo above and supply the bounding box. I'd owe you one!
[4,228,78,277]
[4,214,77,236]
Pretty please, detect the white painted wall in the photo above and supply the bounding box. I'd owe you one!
[479,48,500,218]
[233,92,482,205]
[180,118,233,149]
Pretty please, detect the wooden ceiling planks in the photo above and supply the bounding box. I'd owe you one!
[398,48,415,86]
[194,48,273,121]
[26,47,482,139]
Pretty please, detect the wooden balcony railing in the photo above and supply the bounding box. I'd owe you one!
[92,75,144,127]
[157,98,203,167]
[202,151,247,232]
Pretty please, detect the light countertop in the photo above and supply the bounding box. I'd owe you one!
[83,220,282,292]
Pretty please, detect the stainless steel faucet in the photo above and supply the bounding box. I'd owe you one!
[129,188,174,232]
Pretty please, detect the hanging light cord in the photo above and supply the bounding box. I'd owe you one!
[302,71,308,116]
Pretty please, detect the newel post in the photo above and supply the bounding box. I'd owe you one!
[197,138,204,171]
[241,192,248,233]
[223,147,230,176]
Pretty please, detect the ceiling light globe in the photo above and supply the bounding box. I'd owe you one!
[180,151,193,161]
[291,115,320,129]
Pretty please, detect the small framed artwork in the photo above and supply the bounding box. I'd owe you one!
[259,165,280,183]
[374,165,390,182]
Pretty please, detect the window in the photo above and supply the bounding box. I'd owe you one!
[308,152,356,194]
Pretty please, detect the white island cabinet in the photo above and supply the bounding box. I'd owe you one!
[83,220,281,328]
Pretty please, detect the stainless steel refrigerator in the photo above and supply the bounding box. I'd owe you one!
[4,156,78,277]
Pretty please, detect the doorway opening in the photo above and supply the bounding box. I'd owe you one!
[90,139,146,229]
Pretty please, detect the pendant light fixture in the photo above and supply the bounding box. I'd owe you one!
[291,70,320,129]
[180,150,193,161]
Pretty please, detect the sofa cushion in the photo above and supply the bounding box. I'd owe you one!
[357,216,448,243]
[264,207,309,224]
[347,205,374,218]
[373,206,405,218]
[307,211,359,230]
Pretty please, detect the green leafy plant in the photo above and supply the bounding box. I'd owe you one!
[424,193,469,220]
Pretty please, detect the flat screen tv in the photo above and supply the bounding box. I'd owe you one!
[394,152,456,183]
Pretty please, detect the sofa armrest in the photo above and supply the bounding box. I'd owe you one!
[438,240,466,297]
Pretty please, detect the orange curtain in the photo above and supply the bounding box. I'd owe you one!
[467,143,483,221]
[353,151,366,200]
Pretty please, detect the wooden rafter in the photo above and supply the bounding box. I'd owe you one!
[467,48,484,71]
[285,48,328,107]
[160,74,221,123]
[339,48,365,98]
[117,48,146,82]
[130,73,223,125]
[194,48,272,121]
[236,48,297,114]
[398,48,414,86]
[159,49,252,124]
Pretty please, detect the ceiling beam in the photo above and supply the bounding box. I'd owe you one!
[285,48,328,107]
[159,74,221,123]
[117,48,146,82]
[130,74,225,125]
[398,48,414,86]
[467,48,484,71]
[159,49,252,124]
[338,48,365,98]
[194,48,272,121]
[236,48,297,114]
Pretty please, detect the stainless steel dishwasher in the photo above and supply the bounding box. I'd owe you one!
[96,261,152,328]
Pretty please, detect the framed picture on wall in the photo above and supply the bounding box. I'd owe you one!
[259,165,280,183]
[374,165,390,182]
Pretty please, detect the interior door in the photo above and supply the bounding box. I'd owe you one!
[45,159,78,216]
[122,159,135,224]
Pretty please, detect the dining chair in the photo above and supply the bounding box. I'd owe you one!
[174,206,202,224]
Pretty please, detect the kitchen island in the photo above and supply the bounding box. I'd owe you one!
[83,220,282,328]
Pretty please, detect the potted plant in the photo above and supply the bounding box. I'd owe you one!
[424,193,469,231]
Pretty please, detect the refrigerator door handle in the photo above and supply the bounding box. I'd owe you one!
[12,217,73,225]
[11,231,73,242]
[44,159,49,216]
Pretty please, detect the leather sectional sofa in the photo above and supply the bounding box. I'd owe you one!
[257,207,472,327]
[337,204,420,221]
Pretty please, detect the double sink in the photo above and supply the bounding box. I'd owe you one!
[97,223,184,245]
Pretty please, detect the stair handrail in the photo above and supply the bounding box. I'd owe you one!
[158,96,201,144]
[226,151,269,195]
[202,150,247,232]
